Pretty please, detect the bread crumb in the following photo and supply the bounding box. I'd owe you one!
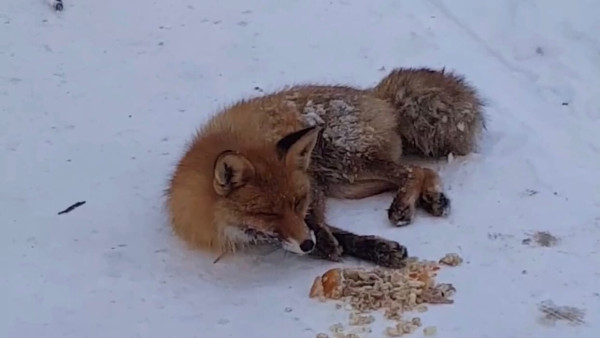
[310,276,325,299]
[411,317,422,327]
[349,313,375,326]
[311,268,344,299]
[439,253,463,266]
[316,334,330,338]
[310,256,456,337]
[385,326,403,337]
[329,323,344,334]
[343,334,360,338]
[396,319,418,334]
[423,326,437,336]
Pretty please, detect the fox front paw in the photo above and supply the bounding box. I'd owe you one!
[312,227,343,262]
[420,191,450,217]
[354,236,409,268]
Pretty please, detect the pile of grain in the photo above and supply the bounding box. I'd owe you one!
[310,253,463,337]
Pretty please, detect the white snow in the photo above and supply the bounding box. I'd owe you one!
[1,0,599,337]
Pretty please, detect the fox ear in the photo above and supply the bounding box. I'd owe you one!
[276,126,321,170]
[213,151,255,196]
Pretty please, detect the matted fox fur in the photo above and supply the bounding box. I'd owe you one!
[166,67,485,268]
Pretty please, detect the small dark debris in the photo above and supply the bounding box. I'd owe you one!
[561,102,569,106]
[522,231,559,247]
[538,300,585,326]
[57,201,86,215]
[488,232,514,241]
[521,269,527,274]
[54,0,63,11]
[378,66,386,71]
[158,42,164,46]
[284,307,293,313]
[254,86,264,92]
[128,114,132,118]
[237,21,248,26]
[535,46,544,55]
[525,189,538,196]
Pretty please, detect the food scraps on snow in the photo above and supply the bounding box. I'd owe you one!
[310,253,462,337]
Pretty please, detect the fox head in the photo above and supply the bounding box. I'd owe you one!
[212,126,321,255]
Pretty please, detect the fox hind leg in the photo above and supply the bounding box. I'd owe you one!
[348,160,450,226]
[417,168,450,217]
[304,165,447,267]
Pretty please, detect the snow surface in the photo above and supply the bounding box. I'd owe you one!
[1,0,599,337]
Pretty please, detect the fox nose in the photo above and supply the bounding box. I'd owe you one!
[299,239,315,252]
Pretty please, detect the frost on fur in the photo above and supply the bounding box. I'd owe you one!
[166,66,486,268]
[372,67,486,158]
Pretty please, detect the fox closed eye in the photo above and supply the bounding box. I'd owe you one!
[251,211,281,219]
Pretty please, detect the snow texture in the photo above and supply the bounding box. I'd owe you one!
[1,0,599,337]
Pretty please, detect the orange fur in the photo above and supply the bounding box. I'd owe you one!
[166,91,314,255]
[165,67,484,264]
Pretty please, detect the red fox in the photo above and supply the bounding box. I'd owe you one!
[166,68,485,268]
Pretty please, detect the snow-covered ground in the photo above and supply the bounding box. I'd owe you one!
[2,0,599,337]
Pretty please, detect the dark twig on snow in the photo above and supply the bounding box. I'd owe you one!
[57,201,86,215]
